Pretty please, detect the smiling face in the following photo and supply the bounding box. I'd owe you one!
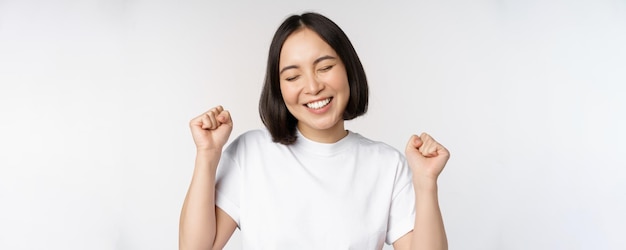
[279,28,350,143]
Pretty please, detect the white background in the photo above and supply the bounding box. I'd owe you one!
[1,0,625,249]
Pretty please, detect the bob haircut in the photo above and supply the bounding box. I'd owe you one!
[259,12,369,145]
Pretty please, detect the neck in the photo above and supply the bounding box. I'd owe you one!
[297,121,348,143]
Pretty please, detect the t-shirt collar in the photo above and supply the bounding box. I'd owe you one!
[293,128,355,156]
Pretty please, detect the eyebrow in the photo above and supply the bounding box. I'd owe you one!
[279,55,337,75]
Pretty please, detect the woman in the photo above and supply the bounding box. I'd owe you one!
[180,12,449,250]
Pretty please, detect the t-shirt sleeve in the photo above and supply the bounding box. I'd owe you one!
[215,145,242,227]
[385,158,416,245]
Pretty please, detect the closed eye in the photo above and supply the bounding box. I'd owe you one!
[285,75,300,82]
[318,65,334,72]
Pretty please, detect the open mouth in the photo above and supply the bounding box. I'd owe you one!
[305,97,332,110]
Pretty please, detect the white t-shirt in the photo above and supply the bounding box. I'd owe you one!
[215,129,415,249]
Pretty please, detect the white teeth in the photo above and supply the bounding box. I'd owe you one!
[306,98,331,109]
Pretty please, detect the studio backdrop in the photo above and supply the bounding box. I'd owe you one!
[0,0,624,249]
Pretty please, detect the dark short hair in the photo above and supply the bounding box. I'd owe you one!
[259,12,369,145]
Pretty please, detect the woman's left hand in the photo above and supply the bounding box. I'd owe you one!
[405,133,450,183]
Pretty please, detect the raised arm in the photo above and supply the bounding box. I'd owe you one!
[394,133,449,250]
[179,106,237,250]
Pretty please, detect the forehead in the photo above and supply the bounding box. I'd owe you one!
[279,28,338,66]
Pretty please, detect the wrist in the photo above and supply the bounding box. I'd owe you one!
[412,175,439,192]
[196,147,223,155]
[194,149,222,173]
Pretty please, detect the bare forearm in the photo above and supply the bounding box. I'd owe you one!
[411,178,448,250]
[179,150,221,249]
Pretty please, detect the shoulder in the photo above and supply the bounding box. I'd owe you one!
[350,132,406,162]
[225,129,272,152]
[221,129,288,170]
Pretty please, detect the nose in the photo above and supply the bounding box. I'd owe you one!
[304,74,324,95]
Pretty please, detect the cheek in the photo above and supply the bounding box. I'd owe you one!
[280,84,298,105]
[330,70,350,93]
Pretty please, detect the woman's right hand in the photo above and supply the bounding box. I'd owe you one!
[189,105,233,151]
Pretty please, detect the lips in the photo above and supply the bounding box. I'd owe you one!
[305,97,332,109]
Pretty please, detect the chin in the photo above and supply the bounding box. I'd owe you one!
[310,117,343,131]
